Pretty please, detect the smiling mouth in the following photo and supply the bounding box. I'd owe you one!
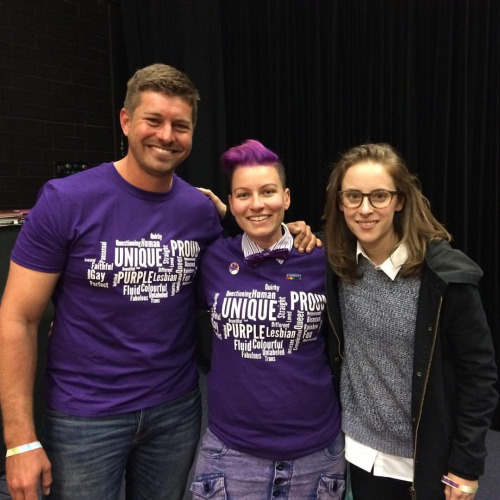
[149,145,180,155]
[357,221,377,228]
[248,215,270,222]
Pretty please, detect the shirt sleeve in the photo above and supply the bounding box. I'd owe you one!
[11,182,71,273]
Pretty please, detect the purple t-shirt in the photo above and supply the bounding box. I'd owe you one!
[199,235,341,459]
[12,163,222,416]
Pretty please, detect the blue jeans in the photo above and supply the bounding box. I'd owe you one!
[0,474,11,500]
[42,388,201,500]
[190,428,346,499]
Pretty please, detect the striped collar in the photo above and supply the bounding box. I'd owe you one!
[242,223,293,264]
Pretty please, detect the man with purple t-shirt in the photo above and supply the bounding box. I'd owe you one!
[190,140,345,499]
[0,65,317,500]
[0,63,215,500]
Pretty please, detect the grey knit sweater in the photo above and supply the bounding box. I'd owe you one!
[339,256,421,458]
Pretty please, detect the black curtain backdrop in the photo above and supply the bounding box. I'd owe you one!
[120,0,500,427]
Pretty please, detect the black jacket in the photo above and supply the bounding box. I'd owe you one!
[325,240,498,499]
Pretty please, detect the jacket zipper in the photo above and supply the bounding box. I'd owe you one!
[326,290,343,364]
[409,295,443,500]
[325,273,343,364]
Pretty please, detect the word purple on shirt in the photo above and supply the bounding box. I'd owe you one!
[198,234,341,460]
[11,163,222,417]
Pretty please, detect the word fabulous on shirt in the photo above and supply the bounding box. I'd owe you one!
[210,284,326,362]
[83,233,200,303]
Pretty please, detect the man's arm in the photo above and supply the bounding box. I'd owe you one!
[0,261,60,499]
[197,187,227,219]
[197,187,321,252]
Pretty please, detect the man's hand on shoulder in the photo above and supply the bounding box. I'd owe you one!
[197,187,227,219]
[286,221,322,253]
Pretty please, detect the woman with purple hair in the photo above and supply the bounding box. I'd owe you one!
[190,140,345,499]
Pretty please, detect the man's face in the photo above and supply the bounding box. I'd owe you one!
[120,91,194,181]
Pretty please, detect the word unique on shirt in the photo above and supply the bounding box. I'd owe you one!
[83,233,200,303]
[211,284,326,363]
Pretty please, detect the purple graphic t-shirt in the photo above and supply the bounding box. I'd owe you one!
[199,235,341,459]
[12,163,222,416]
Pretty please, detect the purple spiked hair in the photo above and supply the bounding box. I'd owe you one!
[220,139,286,188]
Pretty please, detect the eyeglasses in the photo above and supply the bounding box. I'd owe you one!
[338,189,400,209]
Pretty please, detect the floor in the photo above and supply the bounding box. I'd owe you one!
[476,428,500,500]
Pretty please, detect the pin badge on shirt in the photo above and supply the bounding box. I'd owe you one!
[229,262,239,275]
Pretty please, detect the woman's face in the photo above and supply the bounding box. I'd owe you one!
[340,161,404,264]
[228,165,290,248]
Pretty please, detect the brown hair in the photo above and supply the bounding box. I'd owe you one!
[123,63,200,126]
[323,143,451,281]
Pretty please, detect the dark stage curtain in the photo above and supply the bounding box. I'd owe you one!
[120,0,500,427]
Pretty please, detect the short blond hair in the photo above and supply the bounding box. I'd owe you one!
[124,63,200,126]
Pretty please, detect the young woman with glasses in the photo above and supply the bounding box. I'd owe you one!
[323,143,497,500]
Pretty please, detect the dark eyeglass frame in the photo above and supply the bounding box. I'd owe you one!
[338,189,401,209]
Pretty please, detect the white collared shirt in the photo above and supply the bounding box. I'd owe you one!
[346,241,414,481]
[356,241,409,281]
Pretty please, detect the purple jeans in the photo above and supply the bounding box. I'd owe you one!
[190,428,345,499]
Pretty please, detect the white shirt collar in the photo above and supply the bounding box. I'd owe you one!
[242,223,293,263]
[356,241,409,281]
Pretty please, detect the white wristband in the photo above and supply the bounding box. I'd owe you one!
[441,475,479,494]
[5,441,43,458]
